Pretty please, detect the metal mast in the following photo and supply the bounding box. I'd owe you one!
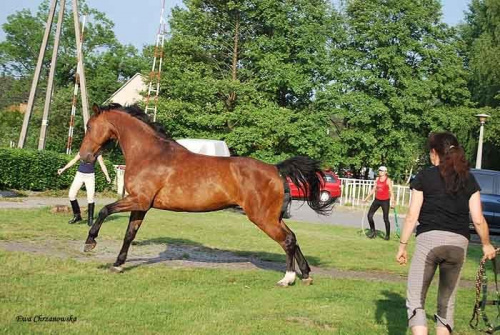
[66,15,86,154]
[72,0,90,127]
[144,0,167,122]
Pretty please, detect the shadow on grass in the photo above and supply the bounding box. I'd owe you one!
[375,290,407,335]
[361,229,391,240]
[106,236,322,274]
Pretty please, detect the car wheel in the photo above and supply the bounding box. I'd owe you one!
[320,191,331,202]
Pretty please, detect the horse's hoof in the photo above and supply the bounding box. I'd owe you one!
[276,271,296,287]
[83,243,96,252]
[276,281,290,287]
[301,277,313,286]
[110,266,123,273]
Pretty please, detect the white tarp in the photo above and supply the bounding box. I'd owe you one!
[176,139,230,157]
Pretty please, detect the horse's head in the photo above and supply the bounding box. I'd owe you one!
[79,104,116,163]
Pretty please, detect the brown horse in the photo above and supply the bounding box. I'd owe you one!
[79,104,335,286]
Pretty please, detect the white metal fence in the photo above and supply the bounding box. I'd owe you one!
[338,178,411,207]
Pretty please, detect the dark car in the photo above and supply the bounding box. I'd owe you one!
[470,169,500,234]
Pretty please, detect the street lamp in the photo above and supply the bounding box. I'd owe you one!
[475,113,490,169]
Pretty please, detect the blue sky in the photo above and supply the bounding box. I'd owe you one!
[0,0,471,50]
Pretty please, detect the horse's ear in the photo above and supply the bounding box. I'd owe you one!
[92,104,101,116]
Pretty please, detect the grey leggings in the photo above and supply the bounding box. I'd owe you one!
[406,230,468,332]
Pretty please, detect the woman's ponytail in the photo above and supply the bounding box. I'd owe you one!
[428,132,470,194]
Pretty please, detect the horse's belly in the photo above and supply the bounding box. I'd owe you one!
[152,186,237,212]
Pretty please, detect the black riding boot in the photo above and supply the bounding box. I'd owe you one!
[68,200,82,224]
[87,203,95,227]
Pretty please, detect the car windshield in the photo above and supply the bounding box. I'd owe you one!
[324,174,336,183]
[473,173,495,194]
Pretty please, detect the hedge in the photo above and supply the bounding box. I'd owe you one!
[0,148,115,191]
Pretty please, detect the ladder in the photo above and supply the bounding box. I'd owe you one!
[145,0,167,122]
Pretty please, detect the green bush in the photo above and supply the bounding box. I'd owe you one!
[0,148,115,191]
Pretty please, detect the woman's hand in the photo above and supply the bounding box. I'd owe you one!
[482,243,497,261]
[106,176,111,183]
[396,246,408,265]
[57,168,64,175]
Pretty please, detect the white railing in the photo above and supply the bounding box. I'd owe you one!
[114,165,126,196]
[338,178,411,207]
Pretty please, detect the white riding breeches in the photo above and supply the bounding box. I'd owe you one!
[68,172,95,204]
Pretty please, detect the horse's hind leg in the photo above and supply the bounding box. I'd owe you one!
[247,213,299,286]
[278,220,313,285]
[294,244,313,285]
[110,210,146,273]
[279,223,299,286]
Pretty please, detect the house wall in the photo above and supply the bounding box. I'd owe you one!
[108,75,147,106]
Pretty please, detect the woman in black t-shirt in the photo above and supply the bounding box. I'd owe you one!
[396,132,496,335]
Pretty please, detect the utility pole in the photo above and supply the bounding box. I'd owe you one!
[38,0,66,150]
[18,0,59,148]
[17,0,89,150]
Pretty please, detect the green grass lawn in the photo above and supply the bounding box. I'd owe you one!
[0,250,488,335]
[0,208,493,334]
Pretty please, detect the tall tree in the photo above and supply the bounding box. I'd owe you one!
[159,0,339,163]
[320,0,472,179]
[460,0,500,169]
[461,0,500,108]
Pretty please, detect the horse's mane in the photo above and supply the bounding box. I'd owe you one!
[100,103,171,140]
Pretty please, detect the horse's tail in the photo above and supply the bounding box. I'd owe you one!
[276,156,335,215]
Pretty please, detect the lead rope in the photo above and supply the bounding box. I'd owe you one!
[470,250,500,334]
[393,207,401,238]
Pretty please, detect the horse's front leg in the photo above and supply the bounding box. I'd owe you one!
[110,210,147,272]
[84,196,149,252]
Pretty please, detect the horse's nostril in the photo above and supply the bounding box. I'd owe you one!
[81,152,93,163]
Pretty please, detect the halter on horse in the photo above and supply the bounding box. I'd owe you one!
[78,104,336,286]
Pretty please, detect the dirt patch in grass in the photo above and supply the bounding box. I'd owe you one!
[0,238,479,289]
